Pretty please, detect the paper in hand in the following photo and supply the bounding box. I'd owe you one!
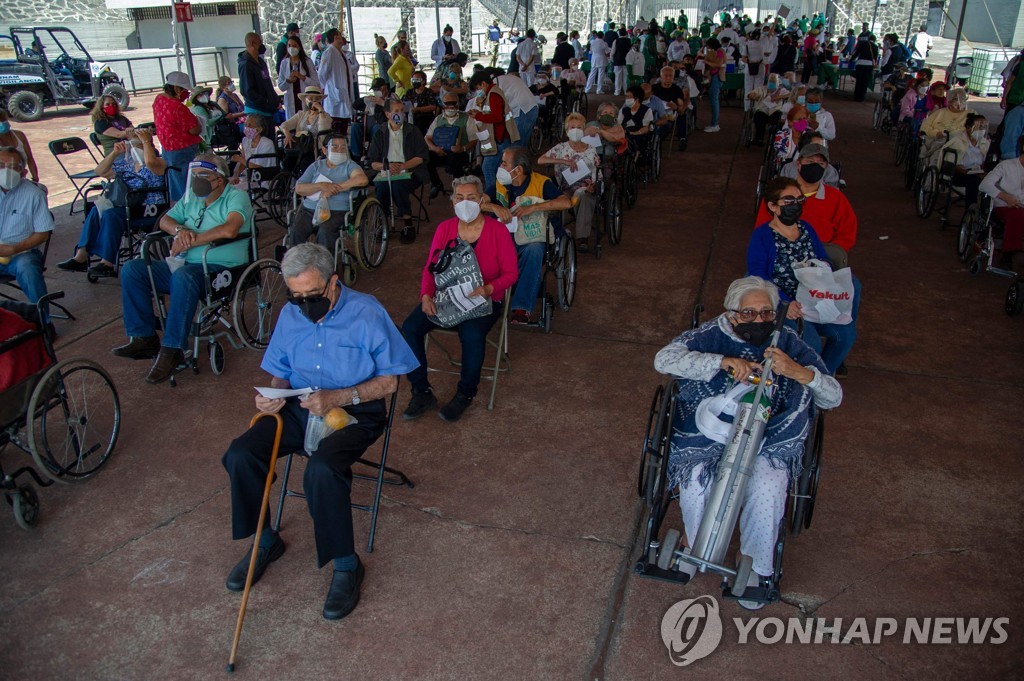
[561,161,590,185]
[308,173,332,201]
[256,386,314,399]
[581,134,602,147]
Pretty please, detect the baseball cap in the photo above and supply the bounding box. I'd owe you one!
[287,22,301,32]
[799,142,830,162]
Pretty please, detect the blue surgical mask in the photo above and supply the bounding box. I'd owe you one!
[806,102,821,113]
[767,82,778,91]
[796,95,806,105]
[781,78,790,88]
[0,122,9,134]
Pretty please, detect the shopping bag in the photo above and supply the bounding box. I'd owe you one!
[428,237,493,328]
[312,195,331,226]
[793,258,854,325]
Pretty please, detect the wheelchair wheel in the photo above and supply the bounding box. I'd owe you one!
[903,149,917,190]
[969,257,984,276]
[606,183,623,245]
[233,258,287,350]
[354,197,388,270]
[957,207,978,262]
[893,125,908,166]
[916,166,937,219]
[528,125,543,155]
[557,237,577,310]
[623,157,638,209]
[789,411,824,536]
[267,172,295,227]
[731,554,754,597]
[209,341,225,375]
[27,358,120,485]
[574,92,588,118]
[872,101,882,130]
[637,384,665,498]
[742,109,754,148]
[12,484,40,530]
[1006,281,1024,316]
[650,138,662,182]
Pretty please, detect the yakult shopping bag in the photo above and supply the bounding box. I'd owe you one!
[793,259,854,325]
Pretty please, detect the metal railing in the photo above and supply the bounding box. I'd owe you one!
[93,46,246,94]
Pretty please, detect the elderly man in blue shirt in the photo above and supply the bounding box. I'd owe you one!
[0,146,54,334]
[112,152,254,384]
[222,243,417,621]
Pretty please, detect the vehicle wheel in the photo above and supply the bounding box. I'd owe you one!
[606,183,623,245]
[657,528,681,570]
[101,83,130,110]
[969,257,983,276]
[1005,281,1024,316]
[903,151,917,190]
[233,258,286,350]
[644,385,674,508]
[354,198,388,270]
[623,159,638,209]
[12,485,40,530]
[731,553,754,596]
[916,166,937,218]
[27,359,120,484]
[8,90,43,122]
[957,208,977,261]
[557,236,577,310]
[209,341,225,375]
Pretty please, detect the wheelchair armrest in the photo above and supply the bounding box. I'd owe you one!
[0,329,45,356]
[142,231,173,265]
[206,233,252,248]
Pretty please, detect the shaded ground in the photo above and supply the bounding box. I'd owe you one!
[1,80,1022,680]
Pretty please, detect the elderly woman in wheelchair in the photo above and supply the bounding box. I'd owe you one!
[112,153,255,384]
[58,129,167,279]
[538,113,599,252]
[652,276,842,609]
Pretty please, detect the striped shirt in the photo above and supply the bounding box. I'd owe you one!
[0,180,53,245]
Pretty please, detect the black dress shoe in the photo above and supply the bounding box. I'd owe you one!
[403,389,437,420]
[87,263,116,278]
[399,228,416,245]
[111,335,160,360]
[57,257,88,272]
[146,347,185,384]
[429,184,442,199]
[323,558,365,620]
[226,534,286,592]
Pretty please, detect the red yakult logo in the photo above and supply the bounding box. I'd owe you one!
[807,289,851,301]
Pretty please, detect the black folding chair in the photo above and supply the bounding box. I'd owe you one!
[48,137,101,215]
[0,234,76,321]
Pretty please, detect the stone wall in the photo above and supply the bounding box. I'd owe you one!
[0,0,124,24]
[842,0,930,39]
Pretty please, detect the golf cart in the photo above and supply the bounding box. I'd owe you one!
[0,27,130,122]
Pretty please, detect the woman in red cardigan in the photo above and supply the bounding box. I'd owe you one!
[401,175,518,423]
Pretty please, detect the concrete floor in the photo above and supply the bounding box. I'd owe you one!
[1,83,1022,680]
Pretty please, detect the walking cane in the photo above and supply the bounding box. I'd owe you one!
[226,411,284,673]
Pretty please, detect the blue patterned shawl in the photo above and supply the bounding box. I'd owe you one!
[668,315,828,491]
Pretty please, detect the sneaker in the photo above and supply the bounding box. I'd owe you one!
[56,257,88,272]
[403,389,437,420]
[429,184,443,199]
[439,392,473,422]
[835,362,848,379]
[703,125,720,133]
[510,310,530,325]
[145,347,185,384]
[399,227,416,245]
[111,335,160,360]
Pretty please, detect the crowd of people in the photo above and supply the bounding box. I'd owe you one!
[1,9,1022,623]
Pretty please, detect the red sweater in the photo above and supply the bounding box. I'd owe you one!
[474,91,510,142]
[420,217,519,302]
[755,183,858,251]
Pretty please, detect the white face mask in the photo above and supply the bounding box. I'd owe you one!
[443,34,452,42]
[454,199,481,222]
[0,168,22,191]
[495,167,514,185]
[197,95,209,104]
[288,47,299,57]
[567,128,585,142]
[971,129,986,142]
[624,98,636,107]
[917,86,928,96]
[537,78,549,86]
[226,83,236,92]
[443,107,459,119]
[327,149,348,165]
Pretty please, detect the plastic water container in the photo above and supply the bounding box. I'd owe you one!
[726,62,736,73]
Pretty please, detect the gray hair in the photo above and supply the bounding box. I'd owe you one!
[724,276,780,311]
[193,151,229,176]
[386,97,405,113]
[506,146,531,176]
[451,175,483,196]
[0,146,26,168]
[281,243,335,282]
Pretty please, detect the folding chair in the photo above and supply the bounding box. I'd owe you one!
[48,137,102,215]
[88,132,105,155]
[0,235,76,321]
[423,296,512,410]
[271,386,413,553]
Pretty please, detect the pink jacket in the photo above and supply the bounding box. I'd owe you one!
[420,216,519,302]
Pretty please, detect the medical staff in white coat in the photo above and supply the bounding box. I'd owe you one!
[587,31,611,94]
[317,28,359,123]
[431,25,461,69]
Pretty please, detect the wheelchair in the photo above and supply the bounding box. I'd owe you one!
[528,97,567,156]
[633,373,826,606]
[565,85,588,118]
[281,186,388,285]
[515,221,578,334]
[81,185,171,283]
[641,126,662,186]
[892,119,918,168]
[872,87,896,135]
[595,146,624,248]
[141,219,287,386]
[915,148,965,226]
[229,144,295,227]
[0,293,120,529]
[754,142,785,214]
[957,194,1018,279]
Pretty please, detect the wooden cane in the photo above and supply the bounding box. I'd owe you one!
[226,412,284,673]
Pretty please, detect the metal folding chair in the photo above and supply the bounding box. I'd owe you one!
[271,387,413,553]
[48,137,102,215]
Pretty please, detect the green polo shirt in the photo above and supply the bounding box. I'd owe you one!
[168,184,254,267]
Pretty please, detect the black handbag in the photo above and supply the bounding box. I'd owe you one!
[104,174,143,208]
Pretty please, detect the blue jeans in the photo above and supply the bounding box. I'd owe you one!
[78,206,126,264]
[401,304,502,398]
[510,242,546,313]
[708,76,721,127]
[482,138,512,198]
[120,258,226,350]
[162,145,199,202]
[515,107,540,146]
[349,120,380,161]
[0,249,48,321]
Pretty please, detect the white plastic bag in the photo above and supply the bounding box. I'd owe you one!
[793,259,854,325]
[312,195,331,226]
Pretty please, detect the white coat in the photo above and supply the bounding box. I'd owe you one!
[431,36,461,69]
[590,37,610,65]
[277,56,320,119]
[317,44,359,119]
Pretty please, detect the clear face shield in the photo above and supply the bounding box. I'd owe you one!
[183,159,228,204]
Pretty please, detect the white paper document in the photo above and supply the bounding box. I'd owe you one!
[307,173,333,201]
[581,134,602,148]
[255,386,314,399]
[449,280,487,313]
[561,161,590,186]
[506,216,518,233]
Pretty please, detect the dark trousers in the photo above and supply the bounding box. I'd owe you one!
[853,65,872,102]
[222,398,386,567]
[801,53,817,84]
[428,150,470,188]
[952,172,982,207]
[288,204,348,254]
[401,303,502,398]
[376,176,422,218]
[754,110,782,141]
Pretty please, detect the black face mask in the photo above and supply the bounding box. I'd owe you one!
[776,202,803,226]
[257,44,267,55]
[289,283,333,323]
[734,321,775,346]
[799,162,826,184]
[192,176,214,198]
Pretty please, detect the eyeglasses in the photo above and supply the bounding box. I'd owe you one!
[730,308,777,322]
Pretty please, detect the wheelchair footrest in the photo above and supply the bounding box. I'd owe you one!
[634,559,694,585]
[719,582,781,604]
